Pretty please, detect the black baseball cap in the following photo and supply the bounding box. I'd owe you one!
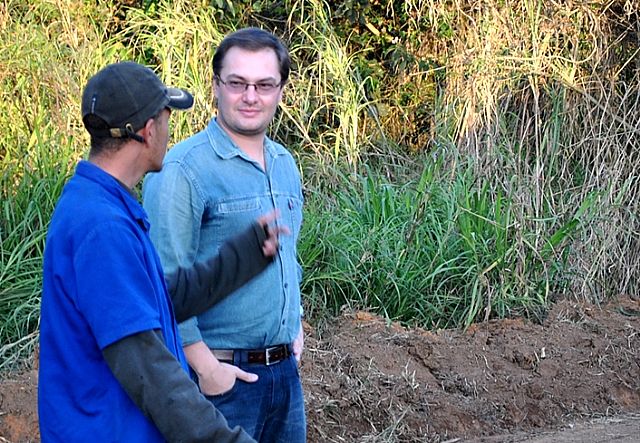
[81,61,194,140]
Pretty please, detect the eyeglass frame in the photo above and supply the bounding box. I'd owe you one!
[215,75,283,94]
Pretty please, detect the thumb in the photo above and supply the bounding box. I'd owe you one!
[234,367,259,383]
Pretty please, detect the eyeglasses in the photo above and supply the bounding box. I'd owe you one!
[216,76,282,94]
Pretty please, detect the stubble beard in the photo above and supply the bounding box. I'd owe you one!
[218,111,270,139]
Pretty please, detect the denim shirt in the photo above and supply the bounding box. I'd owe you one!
[143,119,303,349]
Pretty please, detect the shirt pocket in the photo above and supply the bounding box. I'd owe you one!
[283,196,303,240]
[217,198,262,214]
[206,197,263,243]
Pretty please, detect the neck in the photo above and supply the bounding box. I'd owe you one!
[217,120,266,168]
[89,145,145,190]
[239,140,265,163]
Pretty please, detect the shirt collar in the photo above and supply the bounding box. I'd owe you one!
[205,118,278,161]
[76,160,150,231]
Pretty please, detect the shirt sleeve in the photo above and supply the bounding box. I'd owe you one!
[74,220,162,349]
[143,162,205,345]
[102,330,256,443]
[166,221,273,323]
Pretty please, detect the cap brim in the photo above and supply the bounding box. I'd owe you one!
[166,87,194,110]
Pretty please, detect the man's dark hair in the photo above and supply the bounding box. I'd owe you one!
[84,108,165,157]
[212,27,290,84]
[84,114,128,157]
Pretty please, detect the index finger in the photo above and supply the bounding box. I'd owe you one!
[256,209,281,226]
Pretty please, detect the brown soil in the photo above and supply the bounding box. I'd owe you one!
[1,295,639,442]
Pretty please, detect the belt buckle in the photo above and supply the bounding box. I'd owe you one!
[265,346,279,366]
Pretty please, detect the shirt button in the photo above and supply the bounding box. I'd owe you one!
[284,283,288,289]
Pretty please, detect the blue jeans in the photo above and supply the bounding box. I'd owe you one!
[205,354,306,443]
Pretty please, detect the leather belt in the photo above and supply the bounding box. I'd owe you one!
[211,344,291,366]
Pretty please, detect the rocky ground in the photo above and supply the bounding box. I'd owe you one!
[1,295,639,442]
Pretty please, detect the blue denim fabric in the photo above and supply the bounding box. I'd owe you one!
[205,355,306,443]
[142,118,304,349]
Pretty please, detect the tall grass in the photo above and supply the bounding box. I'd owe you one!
[0,0,131,370]
[0,136,72,370]
[120,0,226,140]
[299,158,589,328]
[425,0,640,301]
[1,0,638,370]
[283,0,377,167]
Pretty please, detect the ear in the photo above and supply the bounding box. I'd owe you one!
[140,118,155,145]
[276,81,286,102]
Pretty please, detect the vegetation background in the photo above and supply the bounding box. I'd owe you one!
[1,0,639,371]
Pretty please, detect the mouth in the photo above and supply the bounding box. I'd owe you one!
[238,108,260,116]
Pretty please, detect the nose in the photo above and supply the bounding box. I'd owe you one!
[242,84,259,102]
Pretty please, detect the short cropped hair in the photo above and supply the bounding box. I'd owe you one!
[84,108,164,157]
[84,114,128,157]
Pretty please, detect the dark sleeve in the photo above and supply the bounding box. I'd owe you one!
[103,330,256,443]
[166,222,273,322]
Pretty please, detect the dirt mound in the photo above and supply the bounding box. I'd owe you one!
[302,295,640,441]
[1,296,639,442]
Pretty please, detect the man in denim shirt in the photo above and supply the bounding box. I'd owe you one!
[143,28,306,442]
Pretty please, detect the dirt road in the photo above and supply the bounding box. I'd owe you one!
[468,414,640,442]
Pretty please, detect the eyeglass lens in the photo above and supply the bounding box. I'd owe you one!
[218,77,280,93]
